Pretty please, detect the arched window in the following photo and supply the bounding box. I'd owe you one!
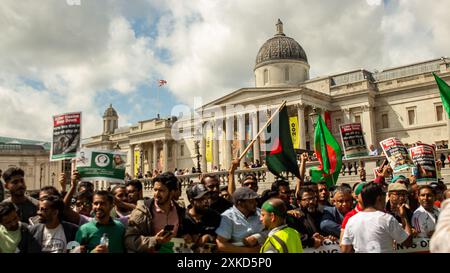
[263,69,269,85]
[284,67,289,81]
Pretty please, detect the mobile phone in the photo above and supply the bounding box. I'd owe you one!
[162,225,174,236]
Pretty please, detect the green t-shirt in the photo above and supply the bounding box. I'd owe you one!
[75,218,125,253]
[0,225,21,253]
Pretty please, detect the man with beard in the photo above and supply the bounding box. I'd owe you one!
[124,172,185,253]
[320,186,353,238]
[201,174,232,214]
[75,191,125,253]
[385,183,413,227]
[271,179,294,210]
[227,159,261,206]
[1,167,38,223]
[0,201,33,253]
[215,187,266,253]
[183,183,221,252]
[412,185,440,238]
[317,181,332,208]
[28,195,78,253]
[110,185,133,227]
[288,186,325,248]
[125,180,143,205]
[260,198,303,253]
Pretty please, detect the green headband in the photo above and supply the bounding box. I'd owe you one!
[262,202,286,217]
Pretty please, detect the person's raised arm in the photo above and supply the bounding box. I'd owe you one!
[227,159,240,195]
[295,152,308,198]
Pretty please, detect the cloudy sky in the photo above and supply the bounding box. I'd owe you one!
[1,0,450,142]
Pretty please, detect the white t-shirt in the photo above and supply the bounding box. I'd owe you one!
[41,224,67,253]
[342,210,409,253]
[412,206,440,238]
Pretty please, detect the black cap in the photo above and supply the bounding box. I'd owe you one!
[232,187,259,204]
[186,183,209,200]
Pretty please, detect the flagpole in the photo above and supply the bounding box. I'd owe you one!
[238,100,287,162]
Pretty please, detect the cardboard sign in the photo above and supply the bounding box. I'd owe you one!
[380,137,414,172]
[76,149,126,183]
[339,123,368,159]
[51,112,81,161]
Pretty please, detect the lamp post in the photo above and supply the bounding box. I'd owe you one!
[51,172,56,187]
[194,140,202,173]
[309,107,319,129]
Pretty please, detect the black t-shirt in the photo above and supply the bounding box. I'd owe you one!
[3,196,38,223]
[209,197,232,214]
[182,209,221,236]
[287,207,323,248]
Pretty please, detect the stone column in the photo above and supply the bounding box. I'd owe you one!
[362,104,377,147]
[137,144,143,176]
[251,112,260,163]
[225,116,233,168]
[147,144,152,175]
[153,141,158,172]
[201,133,207,172]
[213,121,220,170]
[297,103,306,149]
[129,144,135,178]
[238,113,245,169]
[172,141,177,171]
[163,140,169,172]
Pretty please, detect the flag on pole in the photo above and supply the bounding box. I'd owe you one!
[433,73,450,118]
[310,115,342,188]
[158,79,167,87]
[265,105,301,179]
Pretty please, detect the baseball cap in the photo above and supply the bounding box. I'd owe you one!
[391,175,407,184]
[232,187,259,203]
[388,183,408,192]
[354,182,366,196]
[186,183,209,200]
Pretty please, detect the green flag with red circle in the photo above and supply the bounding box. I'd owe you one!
[310,115,342,187]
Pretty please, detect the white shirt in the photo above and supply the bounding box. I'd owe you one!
[430,199,450,252]
[342,210,409,253]
[412,206,440,238]
[41,224,67,253]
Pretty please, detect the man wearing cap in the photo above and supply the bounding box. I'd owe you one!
[215,187,266,253]
[183,183,221,251]
[260,198,303,253]
[386,182,413,226]
[412,185,440,238]
[339,182,365,244]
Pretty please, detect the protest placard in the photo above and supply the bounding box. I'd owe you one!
[380,137,414,172]
[339,123,368,159]
[408,144,437,183]
[51,112,81,161]
[75,149,126,183]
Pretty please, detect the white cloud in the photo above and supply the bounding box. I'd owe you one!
[1,0,450,141]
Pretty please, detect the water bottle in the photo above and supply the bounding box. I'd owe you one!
[100,233,109,250]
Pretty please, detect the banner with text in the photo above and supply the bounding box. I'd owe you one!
[51,112,81,161]
[76,149,126,183]
[380,137,414,172]
[339,123,368,159]
[409,144,437,183]
[289,116,300,149]
[205,128,213,163]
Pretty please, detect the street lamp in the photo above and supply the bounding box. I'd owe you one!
[309,107,319,129]
[114,142,121,151]
[51,172,56,187]
[194,140,202,173]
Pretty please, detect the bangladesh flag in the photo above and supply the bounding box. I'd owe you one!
[265,105,301,179]
[433,73,450,118]
[310,115,342,187]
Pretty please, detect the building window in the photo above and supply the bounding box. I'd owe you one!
[381,113,389,129]
[354,115,361,124]
[407,108,416,125]
[436,105,443,121]
[284,67,289,81]
[180,144,184,157]
[264,69,269,85]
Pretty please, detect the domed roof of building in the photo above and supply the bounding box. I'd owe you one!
[255,19,308,69]
[103,104,118,118]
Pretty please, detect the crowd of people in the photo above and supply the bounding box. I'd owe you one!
[0,151,449,253]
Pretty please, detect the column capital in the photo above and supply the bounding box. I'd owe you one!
[297,102,306,110]
[342,107,351,114]
[361,104,372,112]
